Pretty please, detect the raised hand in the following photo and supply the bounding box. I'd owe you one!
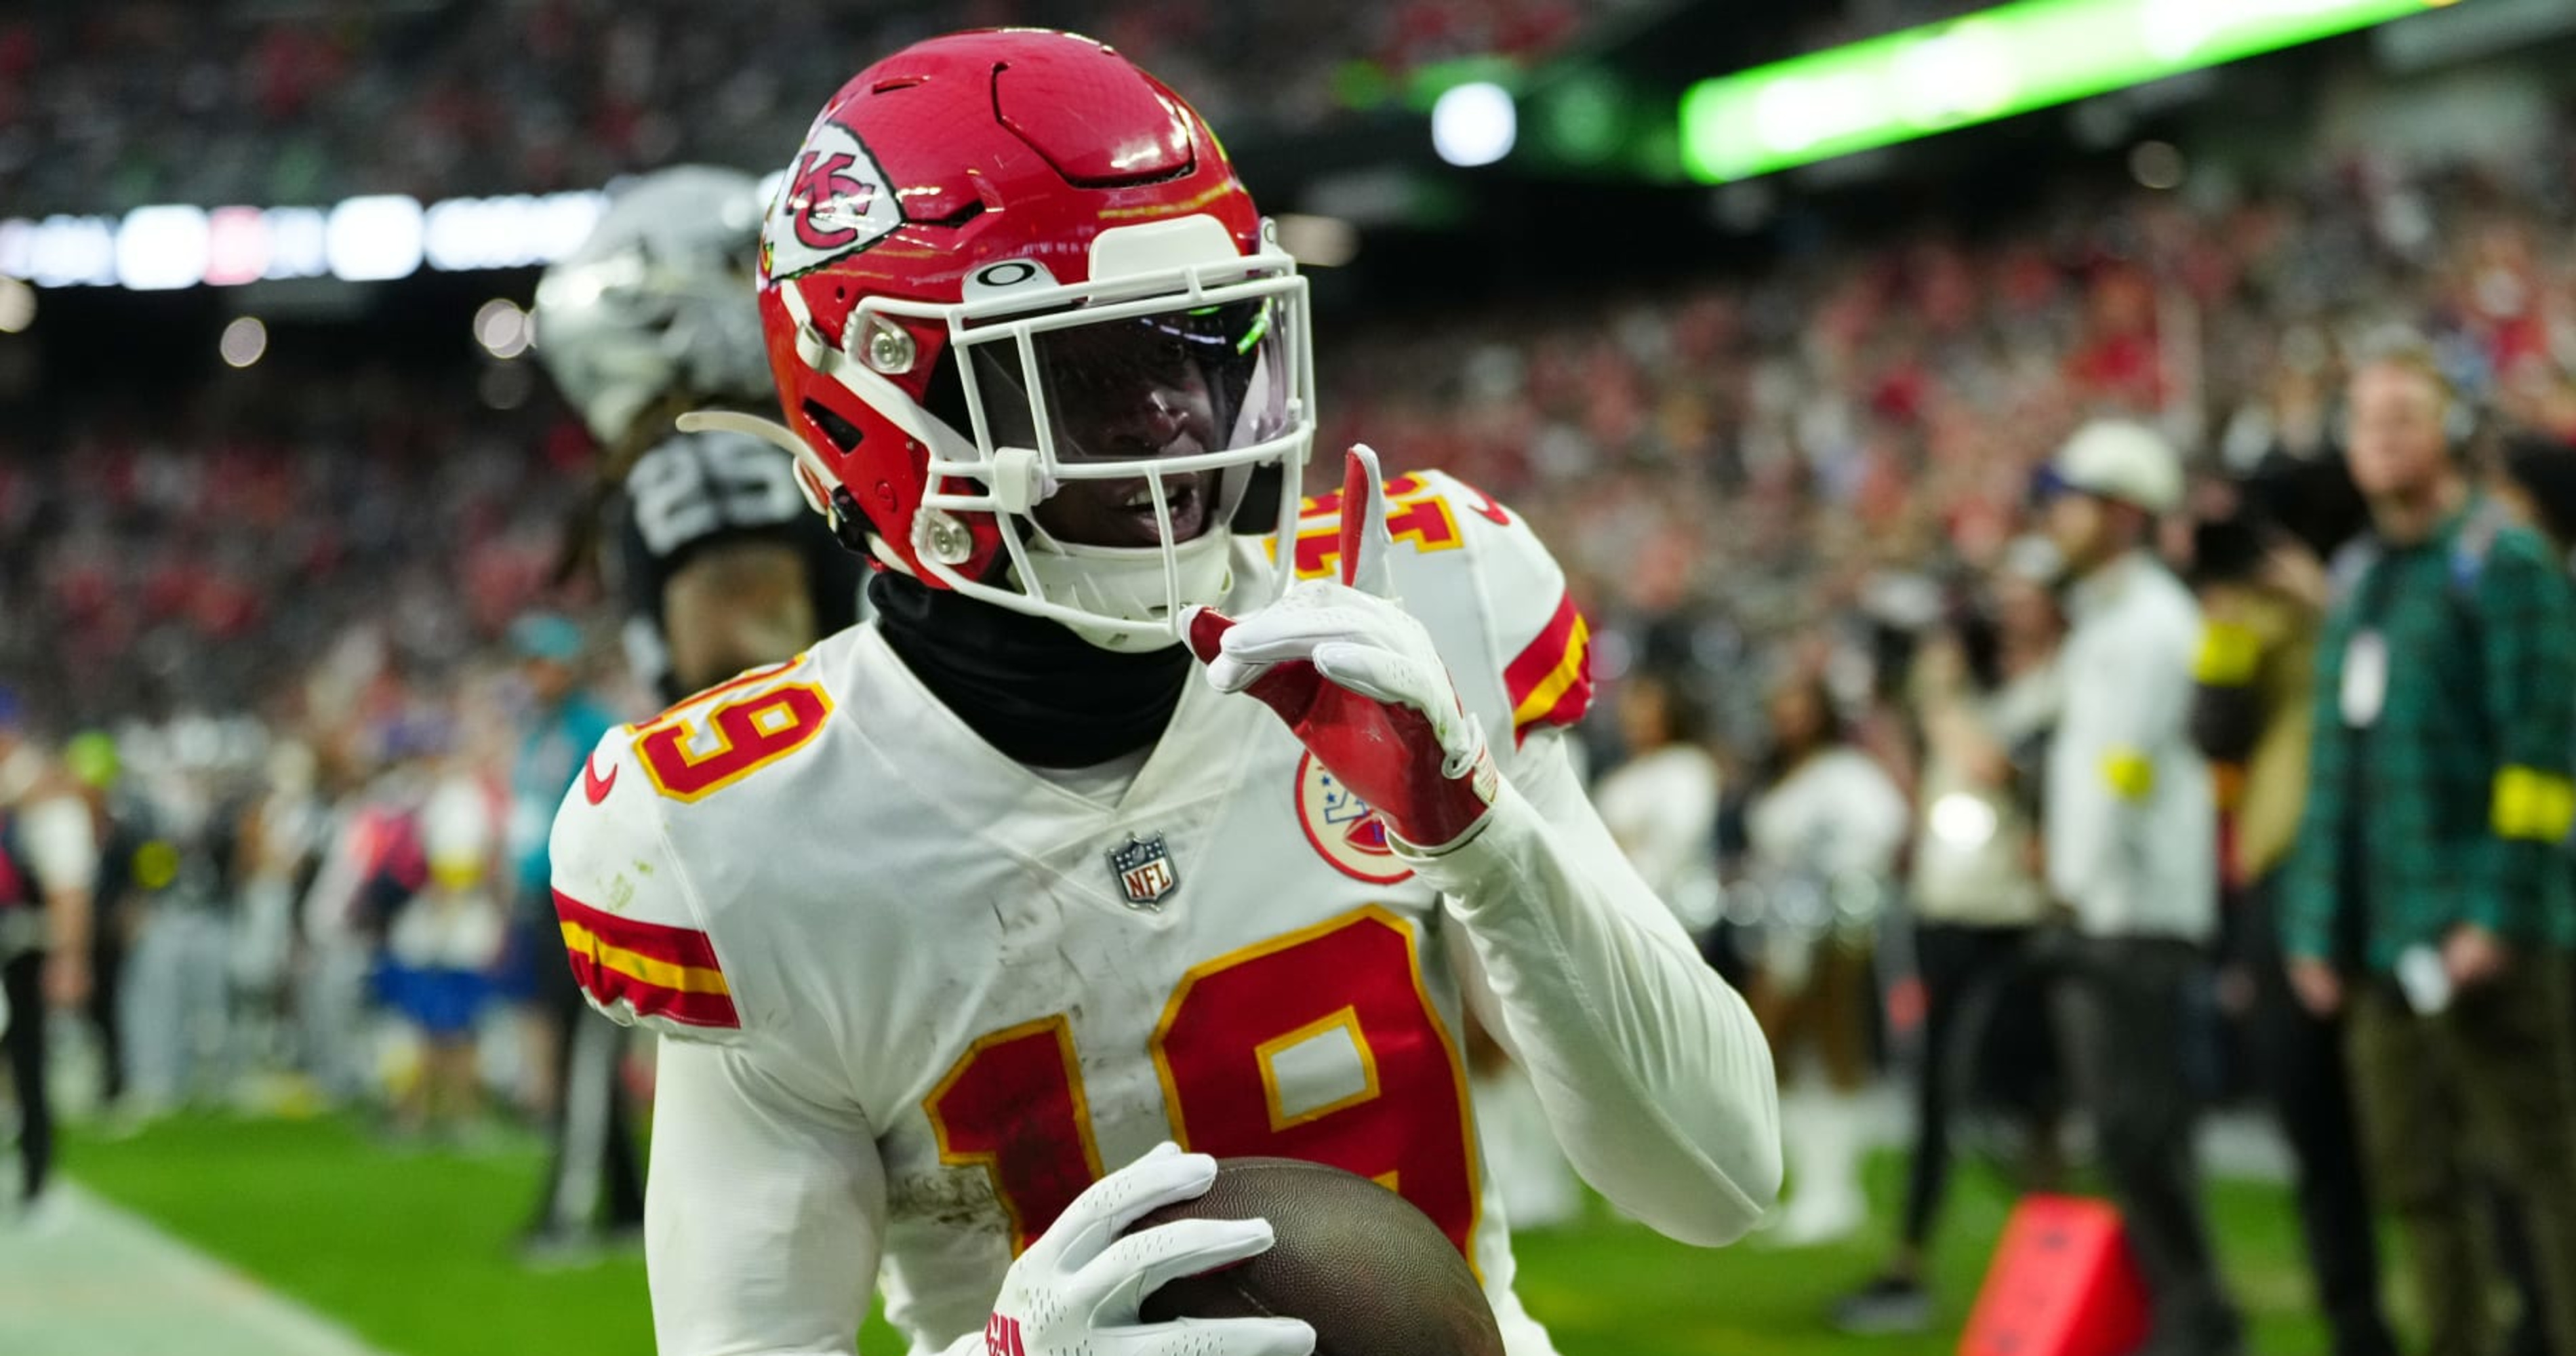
[1184,445,1499,851]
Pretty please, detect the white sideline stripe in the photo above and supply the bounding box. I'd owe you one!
[0,1184,393,1356]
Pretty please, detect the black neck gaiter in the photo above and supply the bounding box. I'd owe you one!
[868,572,1192,769]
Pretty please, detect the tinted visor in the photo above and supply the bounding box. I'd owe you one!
[952,297,1293,469]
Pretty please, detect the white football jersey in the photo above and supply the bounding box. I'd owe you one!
[550,472,1767,1356]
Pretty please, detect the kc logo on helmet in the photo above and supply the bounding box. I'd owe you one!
[761,120,903,281]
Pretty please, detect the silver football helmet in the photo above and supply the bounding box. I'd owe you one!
[534,165,771,449]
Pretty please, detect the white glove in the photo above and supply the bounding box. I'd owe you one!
[969,1142,1316,1356]
[1184,445,1498,850]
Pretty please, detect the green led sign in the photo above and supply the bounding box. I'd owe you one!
[1681,0,2447,182]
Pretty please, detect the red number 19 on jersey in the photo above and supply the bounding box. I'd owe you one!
[924,906,1483,1261]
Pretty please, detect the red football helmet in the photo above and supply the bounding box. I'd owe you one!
[726,28,1313,652]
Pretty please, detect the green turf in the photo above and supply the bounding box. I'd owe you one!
[68,1115,2332,1355]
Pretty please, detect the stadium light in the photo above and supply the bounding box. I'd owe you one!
[1681,0,2444,182]
[1432,82,1517,167]
[26,215,115,287]
[219,316,267,368]
[0,276,33,334]
[2130,140,2186,188]
[475,298,531,359]
[324,195,425,282]
[205,207,269,285]
[115,206,210,290]
[262,207,331,281]
[0,189,606,290]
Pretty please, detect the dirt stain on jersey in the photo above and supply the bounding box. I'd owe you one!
[887,1169,1007,1235]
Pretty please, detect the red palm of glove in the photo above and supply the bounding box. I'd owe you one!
[1184,447,1499,851]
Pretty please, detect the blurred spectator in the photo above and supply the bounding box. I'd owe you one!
[1740,673,1908,1248]
[117,761,245,1117]
[1837,546,2064,1334]
[62,728,136,1107]
[298,742,432,1106]
[1592,671,1723,939]
[2282,351,2576,1356]
[2037,422,2240,1356]
[229,738,325,1083]
[2191,521,2396,1356]
[504,614,640,1259]
[381,763,509,1139]
[0,690,97,1216]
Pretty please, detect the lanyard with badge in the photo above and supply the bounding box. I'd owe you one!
[2340,561,2453,1014]
[2341,630,2389,730]
[2339,548,2399,734]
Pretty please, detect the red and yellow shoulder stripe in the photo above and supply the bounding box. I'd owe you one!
[1505,593,1593,740]
[555,890,739,1031]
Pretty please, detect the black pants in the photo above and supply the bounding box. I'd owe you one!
[2053,934,2240,1352]
[1900,921,2041,1247]
[528,937,643,1236]
[3,951,52,1201]
[89,923,124,1104]
[2236,877,2396,1356]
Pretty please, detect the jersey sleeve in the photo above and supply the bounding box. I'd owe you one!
[645,1039,883,1356]
[548,726,746,1042]
[1420,728,1782,1245]
[1323,468,1595,755]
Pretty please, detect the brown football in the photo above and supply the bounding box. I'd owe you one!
[1129,1156,1504,1356]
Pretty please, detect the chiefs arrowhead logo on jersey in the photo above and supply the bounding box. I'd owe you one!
[1295,751,1415,885]
[761,120,903,281]
[1108,833,1179,910]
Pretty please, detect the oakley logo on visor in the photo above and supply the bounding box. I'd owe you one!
[762,121,903,281]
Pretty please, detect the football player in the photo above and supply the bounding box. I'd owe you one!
[533,165,866,704]
[527,169,862,1255]
[549,29,1781,1356]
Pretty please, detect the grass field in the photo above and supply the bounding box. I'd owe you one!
[64,1113,2333,1355]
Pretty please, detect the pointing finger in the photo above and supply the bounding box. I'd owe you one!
[1340,444,1394,599]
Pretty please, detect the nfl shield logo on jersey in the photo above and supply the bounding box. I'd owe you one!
[1108,833,1179,910]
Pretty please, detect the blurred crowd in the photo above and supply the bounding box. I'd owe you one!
[6,59,2576,1345]
[1,0,1610,217]
[1329,144,2576,737]
[1331,134,2576,1347]
[0,607,650,1253]
[0,365,591,729]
